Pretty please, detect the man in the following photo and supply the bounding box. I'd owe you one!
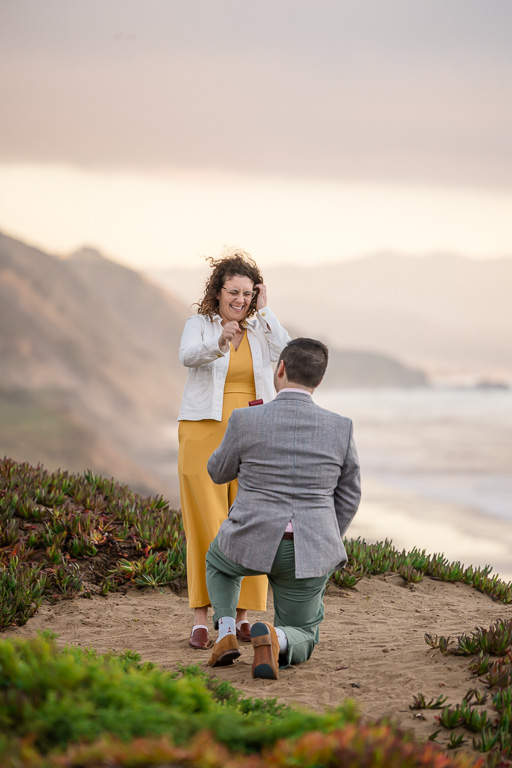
[205,337,361,679]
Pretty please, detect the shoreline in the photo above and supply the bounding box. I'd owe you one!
[353,474,512,582]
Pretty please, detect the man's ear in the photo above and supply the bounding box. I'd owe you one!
[276,360,286,378]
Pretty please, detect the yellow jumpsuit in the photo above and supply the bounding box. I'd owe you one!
[178,332,268,609]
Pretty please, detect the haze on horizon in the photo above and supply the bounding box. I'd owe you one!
[1,0,511,270]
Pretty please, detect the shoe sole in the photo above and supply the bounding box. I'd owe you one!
[251,622,279,680]
[252,662,277,679]
[211,648,241,667]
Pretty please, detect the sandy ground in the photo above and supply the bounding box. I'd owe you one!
[6,572,512,750]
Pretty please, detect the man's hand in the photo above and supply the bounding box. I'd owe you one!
[255,284,267,310]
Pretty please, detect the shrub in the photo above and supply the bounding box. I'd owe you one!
[0,635,482,768]
[0,634,357,756]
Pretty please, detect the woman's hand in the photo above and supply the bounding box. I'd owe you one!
[218,320,241,351]
[255,284,267,310]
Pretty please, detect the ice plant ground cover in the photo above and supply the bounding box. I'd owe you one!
[1,457,512,766]
[0,633,485,768]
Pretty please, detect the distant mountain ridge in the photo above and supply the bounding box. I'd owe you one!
[283,325,427,390]
[149,253,512,380]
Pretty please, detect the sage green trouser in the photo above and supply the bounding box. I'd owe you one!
[205,536,329,667]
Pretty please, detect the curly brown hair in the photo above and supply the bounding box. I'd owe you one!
[196,248,263,319]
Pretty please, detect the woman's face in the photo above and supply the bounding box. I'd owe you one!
[217,275,255,323]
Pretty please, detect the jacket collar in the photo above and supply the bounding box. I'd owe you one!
[275,390,314,402]
[212,313,258,329]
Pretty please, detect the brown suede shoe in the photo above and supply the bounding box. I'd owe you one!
[189,627,213,650]
[236,621,252,643]
[250,622,280,680]
[207,633,241,667]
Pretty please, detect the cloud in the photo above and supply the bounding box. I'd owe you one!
[1,0,511,187]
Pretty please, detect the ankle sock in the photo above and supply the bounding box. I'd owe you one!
[275,627,288,653]
[191,624,208,633]
[217,616,236,642]
[236,620,250,630]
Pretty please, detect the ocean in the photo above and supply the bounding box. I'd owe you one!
[315,387,512,579]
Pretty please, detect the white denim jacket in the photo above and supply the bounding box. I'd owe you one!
[178,307,291,421]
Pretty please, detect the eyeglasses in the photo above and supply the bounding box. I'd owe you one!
[222,287,256,299]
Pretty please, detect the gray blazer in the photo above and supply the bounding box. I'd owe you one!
[207,391,361,578]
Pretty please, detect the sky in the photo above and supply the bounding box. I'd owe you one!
[1,0,511,271]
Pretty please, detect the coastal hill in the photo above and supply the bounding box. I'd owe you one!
[284,324,427,390]
[0,231,188,498]
[1,231,426,501]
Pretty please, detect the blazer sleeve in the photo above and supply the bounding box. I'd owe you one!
[179,315,228,368]
[334,422,361,538]
[207,411,241,484]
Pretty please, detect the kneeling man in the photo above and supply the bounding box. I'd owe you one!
[205,337,361,679]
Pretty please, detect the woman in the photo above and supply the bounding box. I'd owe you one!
[178,249,290,649]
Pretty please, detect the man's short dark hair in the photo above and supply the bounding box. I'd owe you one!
[278,338,329,388]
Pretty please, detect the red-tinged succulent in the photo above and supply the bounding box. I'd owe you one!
[425,615,512,765]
